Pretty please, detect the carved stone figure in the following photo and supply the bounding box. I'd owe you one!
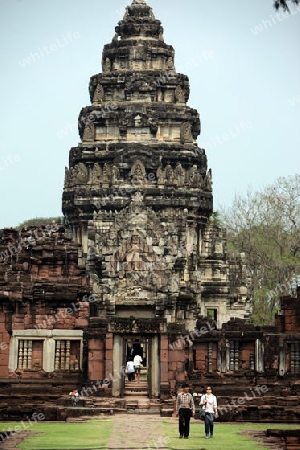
[204,168,213,191]
[93,84,104,103]
[75,163,89,183]
[156,164,165,184]
[104,57,111,72]
[180,122,193,144]
[111,165,119,183]
[91,163,102,184]
[175,86,185,103]
[165,164,173,183]
[167,57,174,69]
[174,162,185,186]
[131,160,146,185]
[83,122,95,141]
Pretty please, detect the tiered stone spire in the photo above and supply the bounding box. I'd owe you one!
[63,0,212,228]
[62,1,251,327]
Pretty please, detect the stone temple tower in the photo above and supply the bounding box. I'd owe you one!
[62,0,252,396]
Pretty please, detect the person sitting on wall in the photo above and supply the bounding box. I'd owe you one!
[69,389,79,406]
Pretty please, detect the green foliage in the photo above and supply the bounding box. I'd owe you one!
[220,174,300,325]
[274,0,300,12]
[17,217,64,230]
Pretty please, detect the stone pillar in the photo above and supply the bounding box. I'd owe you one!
[105,332,113,381]
[152,335,160,397]
[44,337,55,372]
[278,337,286,376]
[112,334,123,397]
[255,338,264,373]
[8,336,18,372]
[217,338,227,372]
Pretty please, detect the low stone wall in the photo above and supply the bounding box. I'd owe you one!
[266,429,300,450]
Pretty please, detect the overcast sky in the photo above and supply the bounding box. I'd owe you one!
[0,0,299,229]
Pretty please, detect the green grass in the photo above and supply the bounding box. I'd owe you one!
[0,418,112,449]
[1,418,299,449]
[163,420,300,450]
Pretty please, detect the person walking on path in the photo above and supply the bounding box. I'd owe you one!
[133,353,143,382]
[126,359,135,381]
[175,382,195,439]
[200,386,218,439]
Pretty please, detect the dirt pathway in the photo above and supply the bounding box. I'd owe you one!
[107,414,169,449]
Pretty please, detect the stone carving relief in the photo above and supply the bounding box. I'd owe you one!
[102,163,111,183]
[175,86,185,104]
[64,164,89,187]
[174,162,185,186]
[93,84,104,103]
[104,57,111,72]
[156,162,187,186]
[204,169,212,191]
[134,115,143,127]
[180,122,193,144]
[133,44,147,61]
[83,122,95,141]
[167,57,174,69]
[90,163,102,184]
[188,165,203,188]
[106,206,175,293]
[64,167,71,188]
[130,160,146,185]
[111,165,120,183]
[165,163,173,183]
[147,115,158,135]
[156,164,165,184]
[74,163,89,183]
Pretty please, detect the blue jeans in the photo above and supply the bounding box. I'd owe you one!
[204,412,214,436]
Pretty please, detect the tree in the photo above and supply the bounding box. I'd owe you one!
[274,0,300,11]
[220,174,300,325]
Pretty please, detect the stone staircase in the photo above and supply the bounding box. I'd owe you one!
[122,367,161,414]
[64,367,167,417]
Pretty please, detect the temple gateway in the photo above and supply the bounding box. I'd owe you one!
[0,0,299,423]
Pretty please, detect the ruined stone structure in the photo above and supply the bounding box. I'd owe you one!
[0,0,299,423]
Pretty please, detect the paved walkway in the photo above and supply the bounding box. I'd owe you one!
[107,414,169,449]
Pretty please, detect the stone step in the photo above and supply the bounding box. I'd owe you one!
[127,408,161,414]
[124,391,149,396]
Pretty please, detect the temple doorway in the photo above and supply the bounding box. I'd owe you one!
[111,333,160,398]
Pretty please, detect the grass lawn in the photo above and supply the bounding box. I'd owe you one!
[1,418,299,449]
[163,420,300,450]
[0,418,112,449]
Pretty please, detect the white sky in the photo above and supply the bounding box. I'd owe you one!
[0,0,299,228]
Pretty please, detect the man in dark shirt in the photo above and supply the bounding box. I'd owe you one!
[175,382,195,439]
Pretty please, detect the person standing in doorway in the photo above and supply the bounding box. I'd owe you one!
[175,383,195,439]
[200,386,218,438]
[133,353,143,382]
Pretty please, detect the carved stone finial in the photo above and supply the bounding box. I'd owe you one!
[132,0,146,4]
